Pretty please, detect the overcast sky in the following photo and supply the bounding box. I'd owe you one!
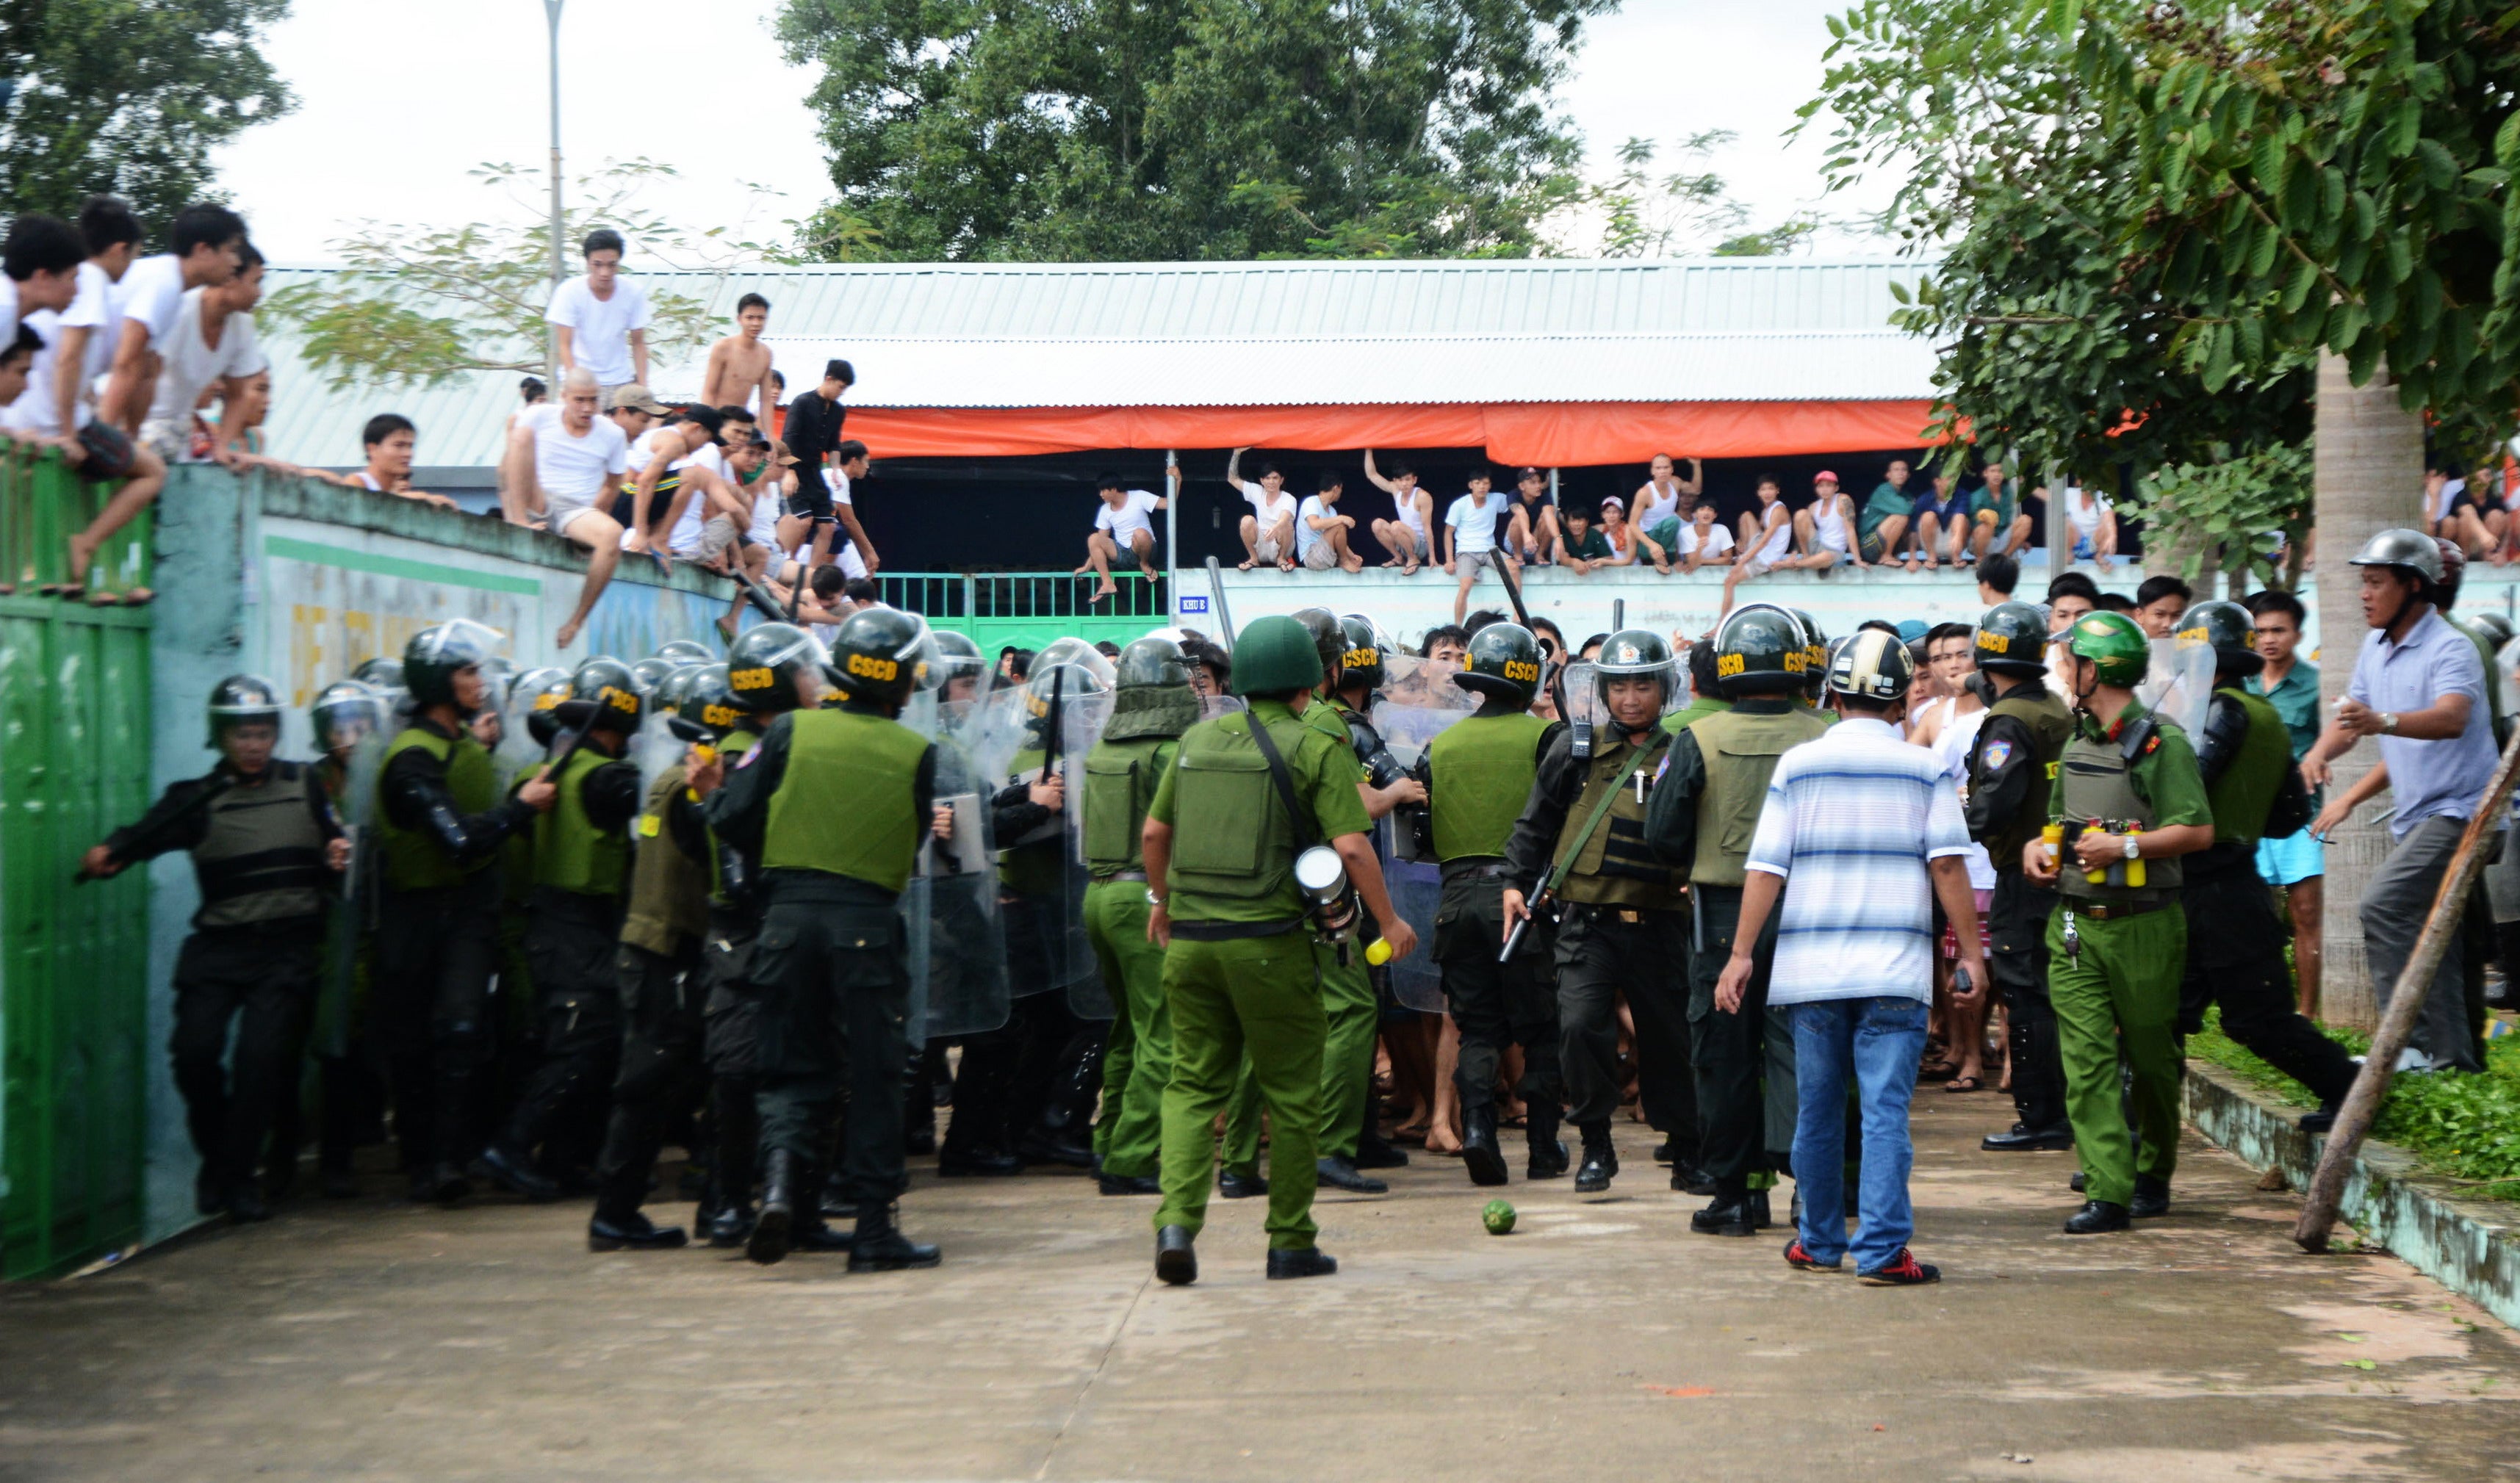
[215,0,1898,263]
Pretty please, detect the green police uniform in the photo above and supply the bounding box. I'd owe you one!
[1302,696,1381,1163]
[1964,679,2076,1144]
[591,761,714,1227]
[1148,699,1370,1251]
[1081,725,1184,1182]
[2046,702,2210,1210]
[1660,691,1733,734]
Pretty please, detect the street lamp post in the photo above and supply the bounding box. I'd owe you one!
[544,0,566,383]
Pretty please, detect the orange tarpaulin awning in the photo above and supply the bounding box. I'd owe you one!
[846,400,1944,463]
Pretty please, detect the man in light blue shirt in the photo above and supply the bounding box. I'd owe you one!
[1719,630,1982,1285]
[2302,530,2497,1072]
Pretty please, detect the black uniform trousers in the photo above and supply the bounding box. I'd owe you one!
[750,892,912,1208]
[1554,902,1690,1133]
[1686,884,1790,1186]
[699,908,764,1208]
[1989,870,2067,1133]
[1436,865,1563,1114]
[2177,859,2359,1107]
[593,938,705,1221]
[498,888,624,1159]
[946,890,1079,1155]
[372,873,502,1172]
[170,920,323,1187]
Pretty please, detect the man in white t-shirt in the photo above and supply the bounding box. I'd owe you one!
[1297,471,1365,574]
[1361,448,1435,573]
[1225,447,1298,569]
[505,369,632,649]
[141,252,268,463]
[1676,502,1736,571]
[1078,472,1167,600]
[98,203,246,434]
[5,201,134,440]
[544,228,652,391]
[1441,470,1511,626]
[1,213,86,361]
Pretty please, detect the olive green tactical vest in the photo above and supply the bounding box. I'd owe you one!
[763,709,927,895]
[1428,711,1548,861]
[1551,730,1686,910]
[1164,710,1308,919]
[706,728,760,909]
[534,747,630,898]
[1686,706,1831,887]
[621,763,707,953]
[1976,686,2074,867]
[1083,736,1174,877]
[1660,693,1733,735]
[192,764,330,927]
[377,726,497,892]
[2206,688,2291,851]
[2056,720,2184,901]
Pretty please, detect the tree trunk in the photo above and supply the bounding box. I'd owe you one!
[2312,350,2428,1030]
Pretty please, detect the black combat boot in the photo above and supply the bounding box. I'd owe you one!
[1156,1224,1198,1285]
[472,1142,559,1202]
[1527,1102,1569,1180]
[747,1148,802,1266]
[1098,1172,1161,1196]
[1265,1246,1339,1280]
[1315,1155,1388,1194]
[588,1210,688,1251]
[2063,1199,2131,1234]
[848,1201,941,1271]
[1353,1094,1410,1170]
[1217,1167,1269,1199]
[2130,1174,2171,1219]
[1460,1105,1509,1187]
[1572,1122,1617,1193]
[1691,1180,1759,1236]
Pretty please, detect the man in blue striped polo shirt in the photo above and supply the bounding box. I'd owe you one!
[1716,628,1983,1286]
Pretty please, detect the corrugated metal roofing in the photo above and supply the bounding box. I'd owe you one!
[253,258,1936,472]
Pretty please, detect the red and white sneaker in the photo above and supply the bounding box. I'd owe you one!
[1858,1247,1941,1286]
[1782,1236,1842,1272]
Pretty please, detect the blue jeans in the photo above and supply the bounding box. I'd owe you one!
[1790,997,1929,1273]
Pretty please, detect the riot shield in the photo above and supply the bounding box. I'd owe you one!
[912,695,1012,1040]
[632,707,681,806]
[1061,690,1117,1020]
[974,682,1084,1001]
[2141,633,2217,737]
[1382,856,1447,1011]
[1560,660,1608,759]
[314,729,386,1061]
[1371,654,1479,765]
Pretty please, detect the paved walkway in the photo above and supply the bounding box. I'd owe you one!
[4,1094,2516,1482]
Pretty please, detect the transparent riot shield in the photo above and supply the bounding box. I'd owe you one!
[1371,654,1478,764]
[314,729,386,1061]
[631,707,681,806]
[1372,656,1483,1011]
[912,692,1012,1040]
[975,679,1089,1001]
[1061,690,1118,1020]
[1560,660,1608,760]
[2141,632,2217,737]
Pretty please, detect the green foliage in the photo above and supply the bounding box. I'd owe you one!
[0,0,295,226]
[264,161,790,389]
[2120,441,2314,589]
[2190,1011,2520,1202]
[773,0,1613,261]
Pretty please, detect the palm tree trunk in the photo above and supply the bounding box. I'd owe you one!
[2312,350,2427,1030]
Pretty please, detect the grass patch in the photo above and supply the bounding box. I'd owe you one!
[2189,1010,2520,1202]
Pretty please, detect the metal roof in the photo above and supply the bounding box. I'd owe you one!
[253,258,1935,472]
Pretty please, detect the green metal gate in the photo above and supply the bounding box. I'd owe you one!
[0,447,154,1279]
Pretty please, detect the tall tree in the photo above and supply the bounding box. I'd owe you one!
[0,0,295,225]
[774,0,1614,261]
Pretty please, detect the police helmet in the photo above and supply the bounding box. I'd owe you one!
[1336,614,1389,691]
[2180,599,2263,677]
[2062,610,2151,688]
[1712,606,1805,698]
[727,622,824,715]
[1973,601,2052,678]
[206,674,284,746]
[1115,635,1195,691]
[829,607,937,707]
[655,638,715,665]
[311,680,386,754]
[570,657,646,732]
[1593,627,1677,710]
[1289,607,1347,691]
[351,656,405,693]
[680,665,746,740]
[1228,616,1325,696]
[629,656,678,698]
[2466,610,2516,650]
[1790,609,1829,698]
[403,620,503,711]
[1457,622,1543,709]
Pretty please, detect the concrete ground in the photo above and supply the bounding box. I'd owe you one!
[3,1094,2516,1483]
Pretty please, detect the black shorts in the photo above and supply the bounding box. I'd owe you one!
[785,472,832,522]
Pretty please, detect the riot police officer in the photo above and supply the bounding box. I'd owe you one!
[1503,628,1694,1197]
[2177,601,2358,1124]
[1963,601,2077,1154]
[1080,636,1203,1197]
[1328,613,1426,1173]
[374,622,552,1203]
[2024,610,2214,1234]
[694,608,943,1269]
[84,676,348,1222]
[308,679,388,1199]
[587,666,720,1250]
[1142,615,1417,1285]
[478,658,647,1200]
[1644,606,1831,1234]
[1425,622,1565,1184]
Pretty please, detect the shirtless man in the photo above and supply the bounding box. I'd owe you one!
[625,404,724,558]
[700,293,777,414]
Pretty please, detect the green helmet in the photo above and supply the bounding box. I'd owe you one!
[680,665,746,740]
[352,657,405,693]
[571,657,646,731]
[1229,615,1326,696]
[2180,599,2261,677]
[1109,636,1200,741]
[1115,635,1193,690]
[1458,622,1543,709]
[829,607,935,707]
[310,679,386,754]
[1826,628,1915,704]
[1712,605,1804,697]
[1336,615,1389,691]
[2062,610,2151,688]
[1289,607,1346,691]
[1593,627,1677,709]
[629,656,677,698]
[655,638,715,665]
[727,622,823,715]
[1973,601,2051,678]
[206,673,284,746]
[403,620,502,711]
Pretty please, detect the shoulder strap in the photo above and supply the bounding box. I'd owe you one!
[1544,734,1663,893]
[1243,712,1321,851]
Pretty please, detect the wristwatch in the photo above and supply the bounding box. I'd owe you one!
[1145,888,1167,909]
[2121,833,2141,861]
[2381,711,2400,735]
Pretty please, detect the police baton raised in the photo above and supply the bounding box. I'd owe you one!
[1203,555,1236,649]
[1486,549,1533,629]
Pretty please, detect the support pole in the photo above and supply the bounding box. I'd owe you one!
[2045,461,2070,579]
[1165,449,1179,623]
[2294,724,2520,1252]
[544,0,567,383]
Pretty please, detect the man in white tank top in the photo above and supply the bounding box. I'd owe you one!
[1721,473,1798,606]
[1788,470,1860,570]
[1363,447,1435,573]
[1632,452,1700,533]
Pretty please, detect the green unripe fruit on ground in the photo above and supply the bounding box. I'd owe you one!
[1482,1199,1516,1235]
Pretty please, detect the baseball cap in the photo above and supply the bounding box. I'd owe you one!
[1600,494,1625,511]
[1813,469,1840,484]
[606,384,669,416]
